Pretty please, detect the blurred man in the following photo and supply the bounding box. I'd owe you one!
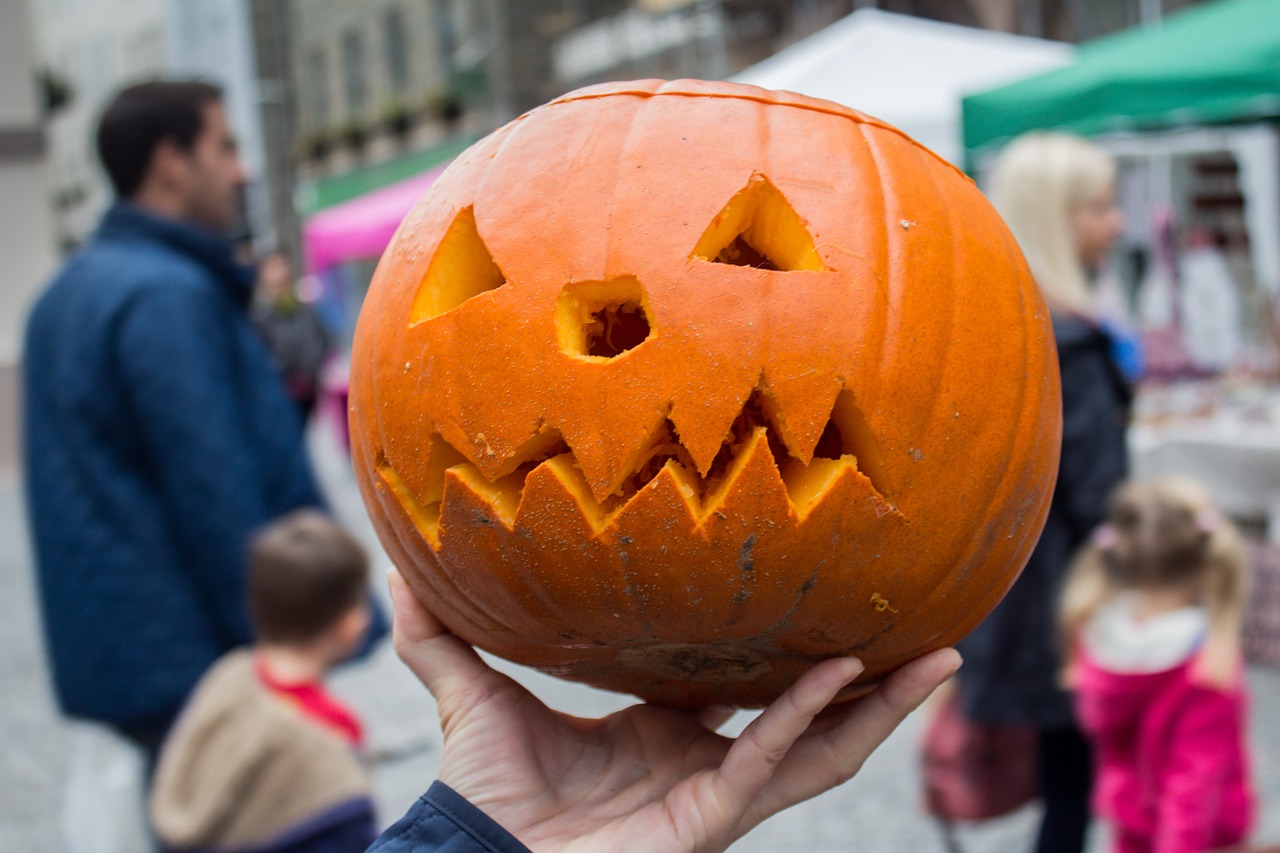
[22,81,332,769]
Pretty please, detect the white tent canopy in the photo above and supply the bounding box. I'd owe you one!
[731,9,1073,165]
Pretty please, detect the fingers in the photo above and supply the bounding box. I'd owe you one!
[814,649,961,771]
[868,648,962,720]
[712,657,866,809]
[740,648,961,830]
[387,568,496,705]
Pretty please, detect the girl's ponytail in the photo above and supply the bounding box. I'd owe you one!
[1192,517,1247,689]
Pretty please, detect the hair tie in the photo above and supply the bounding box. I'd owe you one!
[1092,524,1118,550]
[1196,507,1222,533]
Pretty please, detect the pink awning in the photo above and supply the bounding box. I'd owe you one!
[302,162,449,272]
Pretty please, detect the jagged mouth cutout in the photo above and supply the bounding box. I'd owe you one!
[383,175,893,548]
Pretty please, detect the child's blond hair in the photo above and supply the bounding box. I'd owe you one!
[1060,476,1247,689]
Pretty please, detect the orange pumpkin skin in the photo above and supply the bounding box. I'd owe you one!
[350,79,1062,709]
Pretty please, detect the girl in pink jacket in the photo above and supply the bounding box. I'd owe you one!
[1060,476,1254,853]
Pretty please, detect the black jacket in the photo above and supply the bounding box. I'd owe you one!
[957,313,1132,727]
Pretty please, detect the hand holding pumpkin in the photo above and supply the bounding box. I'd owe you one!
[388,567,961,852]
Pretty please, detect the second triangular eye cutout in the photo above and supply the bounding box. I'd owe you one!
[692,176,827,272]
[410,206,508,326]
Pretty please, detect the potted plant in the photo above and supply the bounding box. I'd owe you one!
[424,87,464,129]
[337,118,368,155]
[379,97,414,140]
[295,127,334,163]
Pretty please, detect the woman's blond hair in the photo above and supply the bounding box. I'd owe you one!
[1059,476,1247,690]
[988,132,1117,316]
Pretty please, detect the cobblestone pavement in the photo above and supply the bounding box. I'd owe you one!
[3,422,1278,851]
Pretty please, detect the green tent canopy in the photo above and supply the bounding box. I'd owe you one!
[963,0,1280,160]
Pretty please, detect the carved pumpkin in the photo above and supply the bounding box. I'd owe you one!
[350,80,1061,708]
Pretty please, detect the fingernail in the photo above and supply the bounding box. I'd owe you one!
[942,648,963,677]
[838,656,865,682]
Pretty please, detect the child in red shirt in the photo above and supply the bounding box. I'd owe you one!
[1060,477,1255,853]
[150,510,376,853]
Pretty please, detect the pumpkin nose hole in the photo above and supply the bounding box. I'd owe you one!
[587,302,650,357]
[557,278,653,360]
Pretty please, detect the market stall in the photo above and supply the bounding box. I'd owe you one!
[962,0,1280,661]
[962,0,1280,423]
[732,7,1072,165]
[963,0,1280,303]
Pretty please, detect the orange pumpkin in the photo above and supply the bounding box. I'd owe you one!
[350,79,1061,708]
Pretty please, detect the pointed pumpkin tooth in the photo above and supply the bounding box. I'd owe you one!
[668,365,760,476]
[510,457,649,643]
[560,404,670,503]
[606,459,702,538]
[443,464,523,529]
[779,456,862,522]
[699,427,794,527]
[760,372,843,465]
[376,460,443,550]
[436,470,566,645]
[371,461,516,643]
[516,453,619,535]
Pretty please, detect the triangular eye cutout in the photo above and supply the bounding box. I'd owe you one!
[410,206,508,326]
[691,176,827,272]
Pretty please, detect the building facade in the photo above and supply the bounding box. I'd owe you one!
[1,0,58,473]
[31,0,281,251]
[290,0,494,186]
[31,0,169,249]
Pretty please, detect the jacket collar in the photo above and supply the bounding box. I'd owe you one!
[95,201,257,304]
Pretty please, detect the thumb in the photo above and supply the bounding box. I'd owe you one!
[387,568,494,704]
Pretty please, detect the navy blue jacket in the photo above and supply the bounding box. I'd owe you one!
[957,313,1132,727]
[369,784,530,852]
[23,202,326,727]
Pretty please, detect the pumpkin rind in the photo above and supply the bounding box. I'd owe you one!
[350,79,1062,708]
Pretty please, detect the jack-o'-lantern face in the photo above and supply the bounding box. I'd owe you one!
[350,80,1061,708]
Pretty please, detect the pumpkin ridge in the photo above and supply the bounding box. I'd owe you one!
[543,79,965,181]
[860,129,978,603]
[867,133,1051,628]
[923,214,1059,609]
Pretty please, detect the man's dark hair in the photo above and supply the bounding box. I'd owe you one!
[95,80,223,198]
[248,510,370,645]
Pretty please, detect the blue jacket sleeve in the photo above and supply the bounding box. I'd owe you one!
[115,280,276,646]
[368,783,531,853]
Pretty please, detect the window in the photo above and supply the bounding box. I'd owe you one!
[432,0,458,75]
[342,29,367,115]
[307,49,329,125]
[385,7,408,93]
